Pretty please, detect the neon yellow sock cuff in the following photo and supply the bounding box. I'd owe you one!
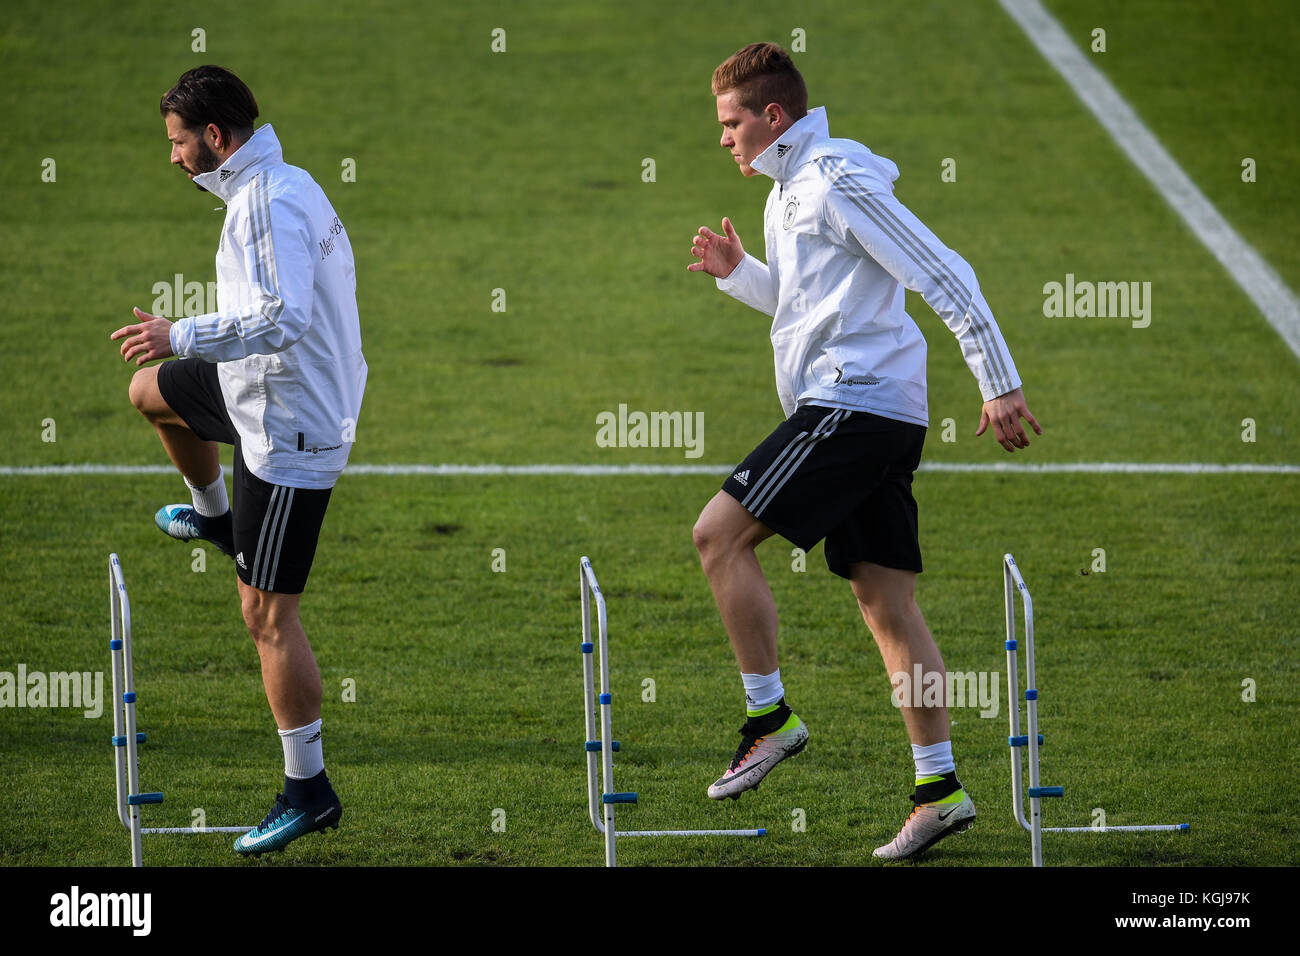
[930,789,966,805]
[775,712,801,734]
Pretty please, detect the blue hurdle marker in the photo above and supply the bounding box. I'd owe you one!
[109,554,253,867]
[1002,554,1189,867]
[580,556,765,867]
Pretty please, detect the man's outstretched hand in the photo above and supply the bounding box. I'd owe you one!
[110,307,174,366]
[977,387,1042,452]
[687,217,745,279]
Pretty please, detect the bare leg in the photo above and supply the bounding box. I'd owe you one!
[692,491,778,673]
[237,580,322,730]
[128,365,219,486]
[850,562,949,746]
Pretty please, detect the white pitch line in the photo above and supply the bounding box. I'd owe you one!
[920,462,1300,474]
[1,462,1297,476]
[998,0,1300,362]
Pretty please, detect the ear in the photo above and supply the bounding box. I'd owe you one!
[205,123,224,151]
[764,102,786,128]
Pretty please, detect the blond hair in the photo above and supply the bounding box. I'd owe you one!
[711,43,808,119]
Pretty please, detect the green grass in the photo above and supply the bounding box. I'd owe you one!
[1,0,1297,867]
[2,472,1295,866]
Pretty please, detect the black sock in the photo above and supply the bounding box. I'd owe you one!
[199,510,231,530]
[911,771,961,805]
[744,698,792,735]
[198,510,233,550]
[285,769,335,808]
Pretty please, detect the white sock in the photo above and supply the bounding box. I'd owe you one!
[279,719,325,780]
[912,740,955,779]
[741,669,784,713]
[186,466,229,518]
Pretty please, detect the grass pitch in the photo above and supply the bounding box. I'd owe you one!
[1,0,1297,868]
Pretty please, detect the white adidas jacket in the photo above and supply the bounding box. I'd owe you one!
[717,108,1020,426]
[169,125,366,489]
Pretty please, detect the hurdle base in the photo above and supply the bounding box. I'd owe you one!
[1003,553,1190,866]
[619,828,766,838]
[1043,823,1191,833]
[581,555,766,866]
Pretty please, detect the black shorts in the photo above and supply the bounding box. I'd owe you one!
[157,358,332,595]
[721,404,926,580]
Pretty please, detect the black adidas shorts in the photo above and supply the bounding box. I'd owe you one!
[157,358,332,595]
[721,404,926,580]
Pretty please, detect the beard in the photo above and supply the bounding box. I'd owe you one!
[190,139,223,191]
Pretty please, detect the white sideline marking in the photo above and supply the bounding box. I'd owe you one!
[1,463,1297,476]
[998,0,1300,362]
[921,462,1300,474]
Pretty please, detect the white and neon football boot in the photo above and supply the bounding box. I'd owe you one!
[707,709,809,801]
[873,789,976,860]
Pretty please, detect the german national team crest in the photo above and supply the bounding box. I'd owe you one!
[783,198,799,230]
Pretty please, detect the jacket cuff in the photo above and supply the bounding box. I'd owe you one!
[169,318,196,358]
[715,252,758,292]
[980,374,1023,403]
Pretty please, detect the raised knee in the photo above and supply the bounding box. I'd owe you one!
[694,494,766,569]
[128,367,161,417]
[692,514,713,557]
[693,512,732,566]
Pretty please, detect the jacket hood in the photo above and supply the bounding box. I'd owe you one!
[193,124,283,202]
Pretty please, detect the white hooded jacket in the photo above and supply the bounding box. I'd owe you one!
[169,125,366,489]
[717,107,1020,425]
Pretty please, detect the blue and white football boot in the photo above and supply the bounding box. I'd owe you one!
[154,504,235,558]
[234,791,342,857]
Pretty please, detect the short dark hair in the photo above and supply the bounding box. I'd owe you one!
[711,43,808,120]
[160,66,258,146]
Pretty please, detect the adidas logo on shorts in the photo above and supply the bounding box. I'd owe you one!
[733,470,750,487]
[236,552,247,570]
